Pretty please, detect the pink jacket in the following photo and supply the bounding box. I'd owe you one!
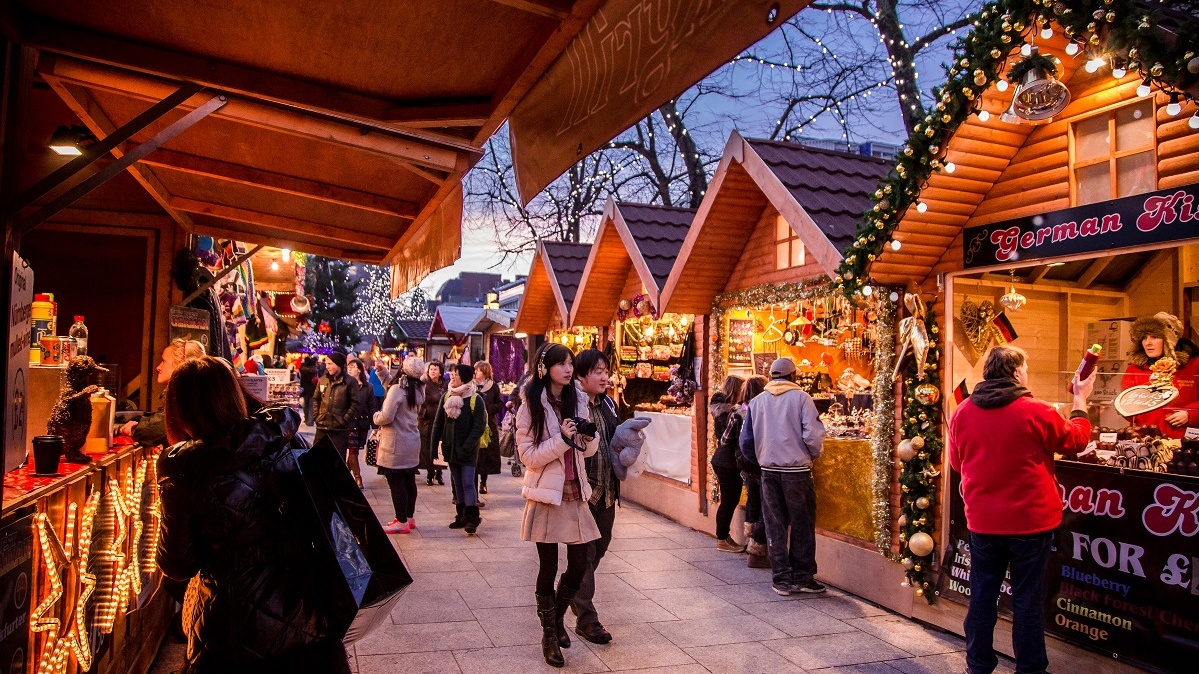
[515,390,597,506]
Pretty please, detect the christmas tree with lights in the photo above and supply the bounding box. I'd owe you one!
[305,255,362,350]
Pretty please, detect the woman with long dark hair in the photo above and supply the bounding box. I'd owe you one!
[158,356,350,673]
[710,374,746,552]
[515,343,599,668]
[345,357,376,488]
[737,375,771,568]
[373,357,425,534]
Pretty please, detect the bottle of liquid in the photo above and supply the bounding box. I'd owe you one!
[30,293,57,364]
[69,316,88,356]
[1068,344,1102,394]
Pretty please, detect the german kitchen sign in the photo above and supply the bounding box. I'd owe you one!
[962,183,1199,269]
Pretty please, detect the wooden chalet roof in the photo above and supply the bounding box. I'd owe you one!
[867,30,1188,287]
[513,241,591,334]
[660,132,889,314]
[571,199,694,325]
[6,0,814,292]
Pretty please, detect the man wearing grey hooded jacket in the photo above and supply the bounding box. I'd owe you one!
[739,357,826,596]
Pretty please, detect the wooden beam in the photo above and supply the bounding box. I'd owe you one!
[1029,265,1052,283]
[140,150,421,218]
[13,15,494,129]
[488,0,572,20]
[41,55,472,173]
[41,77,197,231]
[168,197,396,251]
[1077,257,1114,289]
[193,222,382,264]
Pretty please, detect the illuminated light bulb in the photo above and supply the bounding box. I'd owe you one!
[891,239,903,251]
[1112,66,1127,78]
[1136,82,1151,97]
[916,201,928,213]
[978,110,990,122]
[270,261,279,271]
[945,162,957,173]
[889,291,900,302]
[1085,57,1104,73]
[1040,26,1053,39]
[862,285,874,297]
[1020,44,1032,57]
[996,79,1009,92]
[1065,42,1080,56]
[281,248,291,262]
[1189,113,1199,130]
[1167,95,1182,116]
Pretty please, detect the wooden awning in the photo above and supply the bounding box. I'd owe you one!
[7,0,814,290]
[513,241,591,334]
[660,132,889,314]
[571,198,692,325]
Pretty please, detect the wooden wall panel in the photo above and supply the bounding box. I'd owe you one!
[723,204,826,292]
[1127,250,1180,319]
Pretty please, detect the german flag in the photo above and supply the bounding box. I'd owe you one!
[992,312,1018,344]
[953,380,970,404]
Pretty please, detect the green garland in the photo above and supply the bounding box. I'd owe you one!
[896,304,943,603]
[1006,50,1060,82]
[834,0,1199,297]
[708,279,899,555]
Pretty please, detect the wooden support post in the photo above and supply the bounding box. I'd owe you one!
[697,313,710,516]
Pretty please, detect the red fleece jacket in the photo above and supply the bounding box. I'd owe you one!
[948,388,1090,535]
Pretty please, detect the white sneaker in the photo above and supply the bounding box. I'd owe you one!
[383,518,410,534]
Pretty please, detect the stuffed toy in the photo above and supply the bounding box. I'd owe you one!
[47,356,108,463]
[611,417,651,480]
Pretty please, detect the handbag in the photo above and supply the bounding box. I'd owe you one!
[285,435,412,644]
[498,414,516,458]
[364,428,379,467]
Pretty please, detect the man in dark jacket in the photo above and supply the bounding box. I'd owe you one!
[570,349,620,644]
[949,345,1095,674]
[429,363,487,534]
[312,352,359,455]
[299,356,318,425]
[739,357,826,597]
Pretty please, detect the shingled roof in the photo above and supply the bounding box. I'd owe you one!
[744,139,890,254]
[616,204,694,289]
[541,241,590,312]
[661,131,891,315]
[513,240,592,334]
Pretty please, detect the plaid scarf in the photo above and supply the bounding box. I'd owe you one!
[586,396,618,508]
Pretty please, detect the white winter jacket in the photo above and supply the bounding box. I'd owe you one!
[516,390,598,506]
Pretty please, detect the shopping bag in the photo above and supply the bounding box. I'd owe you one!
[498,415,516,458]
[364,428,379,467]
[287,434,412,645]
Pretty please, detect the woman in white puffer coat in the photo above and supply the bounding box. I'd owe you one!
[373,356,425,534]
[515,343,598,668]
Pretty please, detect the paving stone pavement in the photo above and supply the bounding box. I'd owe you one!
[153,456,1016,674]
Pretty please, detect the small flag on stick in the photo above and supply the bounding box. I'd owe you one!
[992,312,1018,344]
[953,380,970,404]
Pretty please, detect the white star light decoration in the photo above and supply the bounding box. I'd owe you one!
[31,494,100,674]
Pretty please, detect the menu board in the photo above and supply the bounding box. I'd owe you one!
[727,319,753,367]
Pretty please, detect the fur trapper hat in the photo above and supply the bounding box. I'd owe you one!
[1129,312,1188,367]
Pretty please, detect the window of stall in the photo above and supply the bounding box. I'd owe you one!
[775,213,806,270]
[1071,99,1157,206]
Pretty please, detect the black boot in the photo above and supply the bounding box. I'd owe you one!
[555,582,578,648]
[536,594,564,667]
[448,503,466,529]
[463,506,481,535]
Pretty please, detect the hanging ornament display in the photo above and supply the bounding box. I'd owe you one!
[894,294,930,381]
[1007,46,1069,121]
[907,532,936,557]
[999,271,1028,313]
[914,383,940,406]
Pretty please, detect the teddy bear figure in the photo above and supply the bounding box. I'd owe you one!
[46,356,109,463]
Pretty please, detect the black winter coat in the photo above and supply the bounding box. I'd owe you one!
[352,377,377,439]
[313,373,360,431]
[429,390,487,466]
[710,393,740,470]
[476,380,503,475]
[157,407,345,673]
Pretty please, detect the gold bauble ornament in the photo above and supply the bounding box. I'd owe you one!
[990,48,1002,59]
[884,185,893,194]
[918,452,929,460]
[636,299,653,315]
[914,383,940,405]
[908,531,935,557]
[959,58,970,68]
[925,127,935,137]
[903,147,914,156]
[1151,62,1165,77]
[897,439,916,462]
[1001,35,1011,44]
[898,515,908,527]
[901,557,915,570]
[911,435,925,450]
[914,564,923,572]
[941,113,953,123]
[618,299,632,312]
[915,587,924,597]
[916,497,930,510]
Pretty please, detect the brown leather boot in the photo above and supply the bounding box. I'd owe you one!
[536,594,564,667]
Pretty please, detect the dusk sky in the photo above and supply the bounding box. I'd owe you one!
[422,0,978,293]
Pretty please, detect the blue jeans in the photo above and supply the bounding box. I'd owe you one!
[965,530,1053,674]
[449,463,477,506]
[760,470,817,586]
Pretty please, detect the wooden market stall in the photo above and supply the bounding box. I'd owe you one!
[660,132,907,600]
[0,2,822,671]
[570,199,698,516]
[839,6,1199,672]
[513,241,593,353]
